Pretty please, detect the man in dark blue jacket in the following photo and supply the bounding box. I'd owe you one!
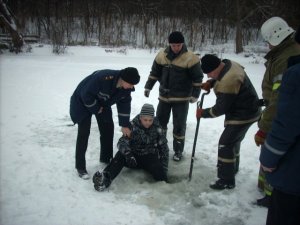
[259,26,300,225]
[70,67,140,179]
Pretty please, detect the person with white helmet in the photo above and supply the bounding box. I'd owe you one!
[259,26,300,225]
[260,17,294,46]
[254,17,300,207]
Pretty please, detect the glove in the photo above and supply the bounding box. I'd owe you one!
[196,108,204,119]
[125,152,137,168]
[144,89,150,97]
[189,97,198,103]
[254,130,267,146]
[200,82,211,92]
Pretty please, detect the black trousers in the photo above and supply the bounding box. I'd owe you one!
[156,100,189,153]
[104,151,167,182]
[217,123,252,180]
[75,109,114,170]
[266,188,300,225]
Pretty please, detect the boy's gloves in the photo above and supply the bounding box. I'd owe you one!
[254,130,267,146]
[196,108,204,119]
[144,89,150,97]
[200,82,212,92]
[125,152,137,168]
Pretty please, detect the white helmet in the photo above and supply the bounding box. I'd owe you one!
[261,17,294,46]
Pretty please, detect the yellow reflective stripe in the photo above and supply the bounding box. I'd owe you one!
[258,176,264,182]
[264,189,272,196]
[272,82,281,91]
[173,134,185,140]
[148,75,158,80]
[218,157,235,163]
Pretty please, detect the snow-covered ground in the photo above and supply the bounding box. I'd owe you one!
[0,45,268,225]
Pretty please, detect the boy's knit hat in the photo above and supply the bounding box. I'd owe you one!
[140,103,154,117]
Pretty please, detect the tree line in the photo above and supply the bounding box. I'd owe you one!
[1,0,299,53]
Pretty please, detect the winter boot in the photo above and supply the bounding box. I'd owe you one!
[173,137,184,161]
[93,171,111,191]
[210,178,235,190]
[256,195,271,208]
[77,169,90,180]
[173,152,183,161]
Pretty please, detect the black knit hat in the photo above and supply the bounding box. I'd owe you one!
[295,26,300,44]
[201,54,221,73]
[168,31,185,43]
[140,103,154,117]
[120,67,140,85]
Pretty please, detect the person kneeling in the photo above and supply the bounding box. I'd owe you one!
[93,103,169,191]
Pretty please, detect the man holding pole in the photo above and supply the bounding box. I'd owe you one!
[196,54,260,190]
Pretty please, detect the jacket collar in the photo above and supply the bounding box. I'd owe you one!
[217,59,231,81]
[264,34,295,60]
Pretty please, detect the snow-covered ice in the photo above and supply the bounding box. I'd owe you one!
[0,45,267,225]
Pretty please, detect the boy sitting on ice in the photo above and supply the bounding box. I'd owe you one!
[93,103,169,191]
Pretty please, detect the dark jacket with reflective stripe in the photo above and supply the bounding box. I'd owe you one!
[144,45,203,102]
[259,34,300,132]
[202,60,261,125]
[260,62,300,196]
[70,70,133,127]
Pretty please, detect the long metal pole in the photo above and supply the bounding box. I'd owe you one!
[188,90,210,181]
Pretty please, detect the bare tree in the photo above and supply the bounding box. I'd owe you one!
[235,0,243,53]
[2,0,299,52]
[0,0,24,52]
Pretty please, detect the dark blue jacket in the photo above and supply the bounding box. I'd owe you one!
[70,70,134,127]
[259,63,300,196]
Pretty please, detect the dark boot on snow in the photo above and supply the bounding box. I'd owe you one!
[256,195,271,208]
[173,138,184,161]
[93,171,111,191]
[210,178,235,190]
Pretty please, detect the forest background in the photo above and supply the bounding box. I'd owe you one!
[0,0,300,54]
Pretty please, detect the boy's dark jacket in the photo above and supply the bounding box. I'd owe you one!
[117,115,169,172]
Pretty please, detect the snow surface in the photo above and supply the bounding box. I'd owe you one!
[0,45,268,225]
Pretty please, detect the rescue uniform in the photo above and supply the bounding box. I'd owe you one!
[144,45,203,156]
[258,34,300,197]
[202,60,261,181]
